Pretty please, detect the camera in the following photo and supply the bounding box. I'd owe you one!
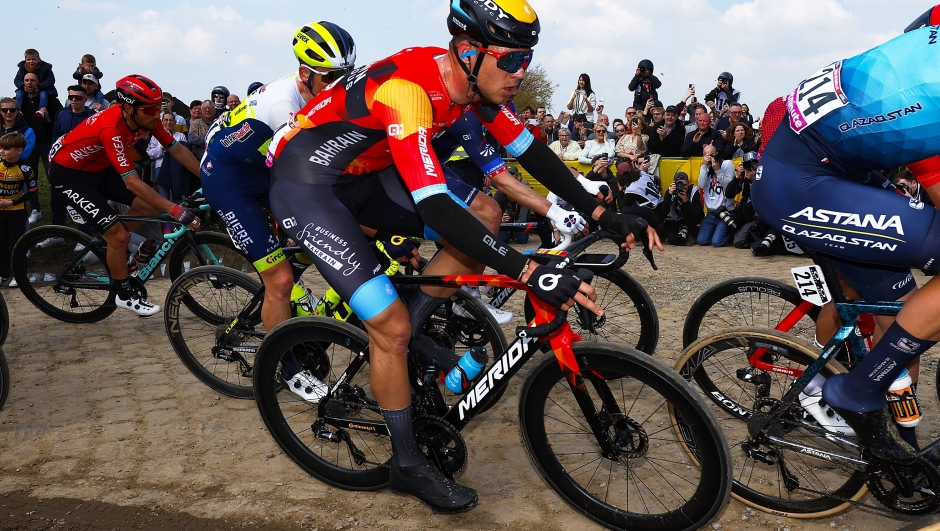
[753,231,778,257]
[674,181,686,194]
[714,206,737,230]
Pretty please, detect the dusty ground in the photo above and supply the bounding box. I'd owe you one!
[1,241,937,530]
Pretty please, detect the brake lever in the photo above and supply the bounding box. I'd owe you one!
[631,219,658,271]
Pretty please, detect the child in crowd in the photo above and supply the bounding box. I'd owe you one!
[72,54,103,82]
[0,133,36,285]
[13,49,57,119]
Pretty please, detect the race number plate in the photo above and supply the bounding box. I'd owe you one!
[787,61,849,134]
[790,265,831,307]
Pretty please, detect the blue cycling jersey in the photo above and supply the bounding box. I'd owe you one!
[785,26,940,170]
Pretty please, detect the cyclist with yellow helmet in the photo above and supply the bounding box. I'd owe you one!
[201,21,355,335]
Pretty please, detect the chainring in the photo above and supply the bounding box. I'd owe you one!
[866,456,940,515]
[414,415,467,478]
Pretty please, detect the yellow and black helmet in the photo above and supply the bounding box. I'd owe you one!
[292,21,356,70]
[448,0,540,48]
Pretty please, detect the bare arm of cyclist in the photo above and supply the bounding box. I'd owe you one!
[166,142,201,176]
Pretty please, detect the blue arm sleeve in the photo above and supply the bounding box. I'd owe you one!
[449,113,505,177]
[22,128,36,160]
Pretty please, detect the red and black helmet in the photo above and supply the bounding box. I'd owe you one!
[115,75,163,106]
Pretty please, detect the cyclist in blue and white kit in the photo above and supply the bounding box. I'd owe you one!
[752,18,940,464]
[200,21,356,335]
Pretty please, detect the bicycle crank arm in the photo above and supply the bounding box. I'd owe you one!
[322,415,391,437]
[765,435,867,467]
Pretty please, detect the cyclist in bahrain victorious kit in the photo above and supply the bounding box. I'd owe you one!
[48,75,201,316]
[752,6,940,466]
[201,21,356,334]
[265,0,660,513]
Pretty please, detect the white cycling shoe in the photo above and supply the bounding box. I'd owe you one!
[115,293,162,317]
[799,391,856,436]
[453,300,512,325]
[285,370,329,404]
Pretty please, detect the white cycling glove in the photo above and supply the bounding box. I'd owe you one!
[546,203,586,235]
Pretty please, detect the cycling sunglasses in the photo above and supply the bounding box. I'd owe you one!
[310,66,352,83]
[137,104,160,116]
[477,47,533,73]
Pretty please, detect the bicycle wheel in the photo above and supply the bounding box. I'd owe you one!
[0,347,8,410]
[682,277,819,348]
[675,328,865,517]
[167,231,257,281]
[520,342,731,531]
[570,267,659,354]
[165,266,264,399]
[12,225,115,323]
[254,317,391,490]
[0,290,9,345]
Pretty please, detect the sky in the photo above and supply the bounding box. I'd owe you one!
[8,0,929,121]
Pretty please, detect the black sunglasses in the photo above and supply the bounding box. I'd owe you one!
[0,108,17,114]
[68,95,86,101]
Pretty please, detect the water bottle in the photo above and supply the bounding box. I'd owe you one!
[445,347,488,393]
[290,281,313,317]
[887,369,921,427]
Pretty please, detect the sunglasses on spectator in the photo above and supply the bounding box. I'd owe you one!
[477,47,533,73]
[309,66,353,83]
[626,111,636,115]
[718,78,730,84]
[730,111,742,114]
[615,128,626,133]
[68,95,86,101]
[595,129,607,133]
[0,108,17,114]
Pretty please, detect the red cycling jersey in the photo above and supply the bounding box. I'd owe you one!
[267,46,533,202]
[50,105,177,178]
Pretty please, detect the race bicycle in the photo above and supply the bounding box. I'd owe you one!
[251,256,732,530]
[163,225,659,401]
[675,254,940,518]
[10,191,248,323]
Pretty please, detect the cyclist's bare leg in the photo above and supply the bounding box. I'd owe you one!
[420,194,501,298]
[362,299,412,409]
[102,222,131,280]
[259,260,293,330]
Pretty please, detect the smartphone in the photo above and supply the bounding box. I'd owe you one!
[528,118,538,125]
[689,83,693,89]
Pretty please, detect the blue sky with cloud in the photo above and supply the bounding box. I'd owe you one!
[9,0,927,120]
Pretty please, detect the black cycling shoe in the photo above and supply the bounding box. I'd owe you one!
[829,405,918,464]
[389,459,478,513]
[409,335,460,373]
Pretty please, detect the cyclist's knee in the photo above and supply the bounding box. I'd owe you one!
[103,224,130,247]
[364,300,411,356]
[471,193,501,232]
[261,263,293,301]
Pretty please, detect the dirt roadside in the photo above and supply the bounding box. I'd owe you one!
[0,243,934,530]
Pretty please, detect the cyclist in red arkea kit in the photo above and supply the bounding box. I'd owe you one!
[266,0,661,513]
[48,75,201,316]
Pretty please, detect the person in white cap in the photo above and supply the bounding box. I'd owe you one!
[80,74,109,112]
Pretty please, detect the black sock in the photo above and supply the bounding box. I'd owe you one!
[383,406,424,467]
[407,290,447,338]
[116,278,134,299]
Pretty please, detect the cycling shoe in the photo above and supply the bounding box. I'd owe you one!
[829,405,917,464]
[390,459,478,513]
[409,334,460,373]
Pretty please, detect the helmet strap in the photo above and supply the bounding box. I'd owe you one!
[451,40,483,97]
[301,65,317,94]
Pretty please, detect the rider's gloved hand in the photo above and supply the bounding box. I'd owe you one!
[170,204,199,227]
[546,204,586,236]
[597,209,633,241]
[379,233,420,267]
[525,264,583,309]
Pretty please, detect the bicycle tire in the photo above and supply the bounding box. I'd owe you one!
[675,327,865,518]
[12,225,116,323]
[165,266,264,399]
[167,231,257,281]
[0,347,8,410]
[571,267,659,354]
[0,290,9,345]
[254,317,391,490]
[519,342,731,531]
[682,277,819,348]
